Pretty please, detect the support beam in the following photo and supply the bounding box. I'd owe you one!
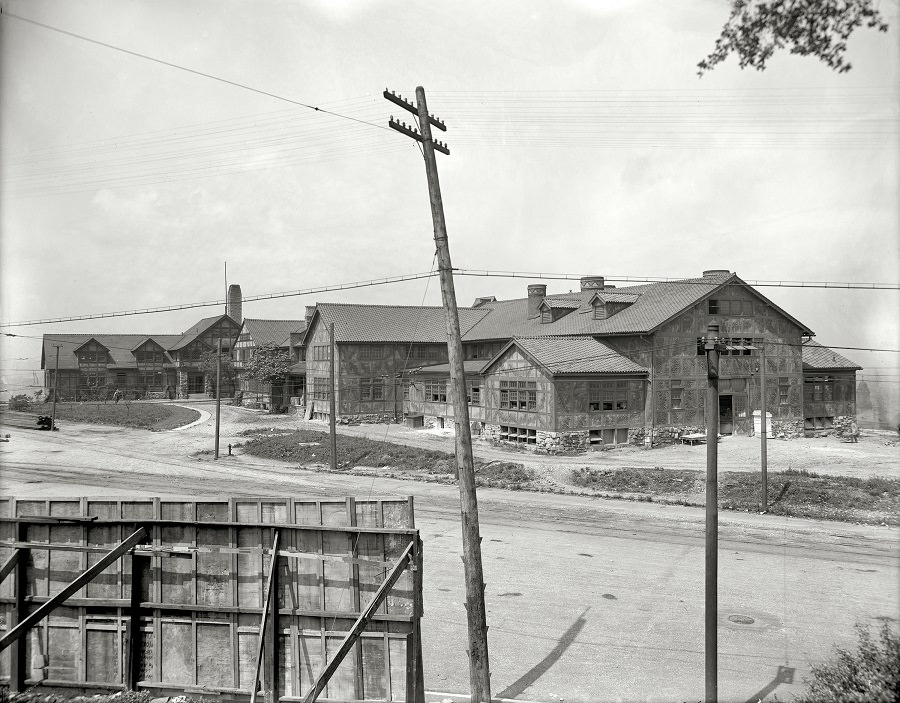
[124,553,149,689]
[250,530,280,703]
[0,527,147,652]
[303,540,415,703]
[0,548,21,583]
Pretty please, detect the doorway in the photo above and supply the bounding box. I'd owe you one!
[188,373,205,394]
[719,394,734,435]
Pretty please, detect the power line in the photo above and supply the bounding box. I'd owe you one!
[2,269,898,329]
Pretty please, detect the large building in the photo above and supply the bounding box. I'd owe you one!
[302,270,861,448]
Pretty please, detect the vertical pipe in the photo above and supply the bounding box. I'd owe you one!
[215,337,222,459]
[760,342,768,510]
[704,323,720,703]
[51,345,60,431]
[329,323,338,472]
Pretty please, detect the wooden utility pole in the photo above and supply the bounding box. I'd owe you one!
[384,86,491,702]
[759,342,768,510]
[51,344,61,431]
[704,323,724,703]
[215,337,222,459]
[329,323,338,472]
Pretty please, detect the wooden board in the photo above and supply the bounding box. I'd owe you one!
[0,496,421,702]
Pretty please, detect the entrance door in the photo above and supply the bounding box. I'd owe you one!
[188,373,205,394]
[719,394,734,435]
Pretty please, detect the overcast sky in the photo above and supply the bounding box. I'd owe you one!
[1,0,898,395]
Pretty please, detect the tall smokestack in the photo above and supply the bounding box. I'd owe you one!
[226,284,242,323]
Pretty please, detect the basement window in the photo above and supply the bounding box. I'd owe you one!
[499,425,537,444]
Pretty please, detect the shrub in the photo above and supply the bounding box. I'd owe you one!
[794,622,900,702]
[8,394,32,412]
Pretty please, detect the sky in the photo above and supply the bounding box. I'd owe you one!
[1,0,898,401]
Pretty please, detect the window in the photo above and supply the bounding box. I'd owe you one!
[360,377,384,401]
[708,299,753,316]
[588,381,628,412]
[499,380,537,411]
[410,345,441,361]
[402,381,410,401]
[696,337,760,356]
[312,346,330,361]
[805,416,834,430]
[670,380,683,410]
[311,377,331,400]
[499,425,536,444]
[425,380,447,402]
[778,377,790,405]
[467,381,481,405]
[359,345,383,360]
[589,428,629,445]
[140,372,164,389]
[805,376,834,403]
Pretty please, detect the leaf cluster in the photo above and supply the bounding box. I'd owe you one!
[698,0,889,75]
[793,622,900,702]
[245,341,292,384]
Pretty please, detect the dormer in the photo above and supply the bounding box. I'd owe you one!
[73,338,111,366]
[589,291,641,320]
[539,298,580,323]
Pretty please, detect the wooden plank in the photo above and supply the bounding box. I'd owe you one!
[0,548,20,583]
[250,530,279,703]
[302,540,414,703]
[124,554,148,689]
[0,527,147,652]
[9,522,26,692]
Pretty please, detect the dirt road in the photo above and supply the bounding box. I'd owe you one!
[2,404,898,703]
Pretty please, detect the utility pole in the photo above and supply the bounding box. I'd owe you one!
[759,342,768,510]
[384,86,491,702]
[215,337,222,459]
[704,323,724,703]
[329,323,338,472]
[51,345,61,431]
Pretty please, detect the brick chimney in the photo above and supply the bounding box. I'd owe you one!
[305,305,316,326]
[226,284,242,323]
[580,276,605,293]
[527,284,547,319]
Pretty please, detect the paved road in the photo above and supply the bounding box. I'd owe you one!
[2,406,898,703]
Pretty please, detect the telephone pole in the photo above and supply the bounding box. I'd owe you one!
[759,342,768,510]
[329,323,338,472]
[704,324,724,703]
[214,337,222,459]
[384,86,491,702]
[51,344,61,431]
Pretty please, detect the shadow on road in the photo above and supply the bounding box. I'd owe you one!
[495,607,589,700]
[744,664,796,703]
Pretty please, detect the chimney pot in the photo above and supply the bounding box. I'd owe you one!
[580,276,605,292]
[527,284,547,320]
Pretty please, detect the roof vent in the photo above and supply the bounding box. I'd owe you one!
[580,276,605,292]
[702,269,730,277]
[473,296,497,308]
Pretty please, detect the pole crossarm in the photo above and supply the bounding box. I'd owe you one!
[302,540,416,703]
[383,89,446,131]
[388,118,450,154]
[0,527,148,652]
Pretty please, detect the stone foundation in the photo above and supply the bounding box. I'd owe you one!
[338,413,399,425]
[831,415,857,439]
[773,419,804,439]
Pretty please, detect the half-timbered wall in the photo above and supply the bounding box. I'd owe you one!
[482,349,554,436]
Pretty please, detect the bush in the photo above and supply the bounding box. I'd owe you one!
[8,394,32,412]
[794,622,900,702]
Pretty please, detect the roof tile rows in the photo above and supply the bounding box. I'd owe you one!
[507,336,648,375]
[801,339,862,370]
[314,304,490,344]
[243,319,306,348]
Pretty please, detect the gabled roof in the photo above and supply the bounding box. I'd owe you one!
[482,336,648,376]
[407,360,489,376]
[462,272,815,339]
[588,291,642,305]
[308,303,490,344]
[243,319,305,348]
[40,334,181,370]
[168,314,241,351]
[802,340,862,371]
[72,337,109,353]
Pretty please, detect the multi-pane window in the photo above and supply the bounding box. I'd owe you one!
[696,337,760,356]
[467,381,481,405]
[588,381,628,412]
[425,380,447,402]
[499,425,536,444]
[778,377,790,405]
[312,346,330,361]
[81,372,107,387]
[359,345,383,360]
[499,380,537,411]
[311,377,331,400]
[140,371,164,389]
[360,377,384,401]
[805,376,833,402]
[670,380,684,410]
[708,299,754,316]
[409,346,441,361]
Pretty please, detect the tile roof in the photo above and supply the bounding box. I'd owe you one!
[169,315,236,351]
[498,336,649,375]
[462,272,814,339]
[41,334,181,370]
[802,340,862,370]
[315,303,490,343]
[243,319,305,348]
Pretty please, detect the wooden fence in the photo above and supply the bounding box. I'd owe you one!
[0,497,423,702]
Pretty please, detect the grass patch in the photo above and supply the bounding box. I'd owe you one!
[570,466,701,494]
[240,429,531,487]
[567,466,900,524]
[32,402,200,431]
